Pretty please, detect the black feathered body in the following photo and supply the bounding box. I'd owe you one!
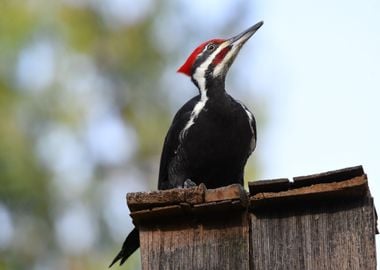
[158,90,256,190]
[110,90,256,267]
[110,21,263,267]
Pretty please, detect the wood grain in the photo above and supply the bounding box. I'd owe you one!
[140,211,249,270]
[127,185,206,212]
[250,194,377,270]
[126,166,377,269]
[250,176,368,209]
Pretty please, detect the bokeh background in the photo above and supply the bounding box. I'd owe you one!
[0,0,379,269]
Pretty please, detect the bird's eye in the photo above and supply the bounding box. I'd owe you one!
[207,44,216,51]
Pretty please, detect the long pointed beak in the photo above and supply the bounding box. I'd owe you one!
[211,21,264,78]
[228,21,264,47]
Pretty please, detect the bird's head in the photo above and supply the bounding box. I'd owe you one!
[178,21,263,91]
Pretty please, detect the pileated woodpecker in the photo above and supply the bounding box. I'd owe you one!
[110,21,263,267]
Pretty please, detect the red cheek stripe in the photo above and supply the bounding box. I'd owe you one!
[212,46,231,65]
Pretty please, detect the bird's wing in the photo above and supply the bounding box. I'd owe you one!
[235,99,257,154]
[157,96,199,190]
[244,106,257,154]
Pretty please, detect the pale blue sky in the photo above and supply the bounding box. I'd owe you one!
[250,0,380,262]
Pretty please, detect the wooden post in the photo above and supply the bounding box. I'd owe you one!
[128,184,250,270]
[126,166,377,270]
[249,166,377,270]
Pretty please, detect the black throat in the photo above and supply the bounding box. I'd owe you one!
[205,75,226,99]
[191,66,227,99]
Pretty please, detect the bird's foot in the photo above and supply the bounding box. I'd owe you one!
[183,179,197,188]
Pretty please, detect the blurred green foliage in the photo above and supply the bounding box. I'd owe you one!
[0,1,260,269]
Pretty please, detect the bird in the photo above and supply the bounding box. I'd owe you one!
[110,21,263,267]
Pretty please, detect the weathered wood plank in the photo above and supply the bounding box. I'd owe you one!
[248,165,364,195]
[250,175,368,209]
[250,193,377,270]
[130,205,183,225]
[140,211,250,270]
[249,178,290,195]
[292,165,364,187]
[205,184,246,203]
[126,166,377,269]
[128,183,245,212]
[129,184,249,226]
[127,185,206,212]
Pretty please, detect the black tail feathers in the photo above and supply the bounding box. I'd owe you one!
[109,228,140,267]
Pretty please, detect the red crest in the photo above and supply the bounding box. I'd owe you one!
[177,39,225,76]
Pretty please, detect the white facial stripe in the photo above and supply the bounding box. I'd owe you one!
[179,43,229,142]
[193,42,229,92]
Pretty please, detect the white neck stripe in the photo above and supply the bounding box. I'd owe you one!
[179,42,229,142]
[192,42,229,93]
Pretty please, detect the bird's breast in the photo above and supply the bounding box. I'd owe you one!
[183,100,254,154]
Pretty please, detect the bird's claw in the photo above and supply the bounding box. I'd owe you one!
[184,179,197,188]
